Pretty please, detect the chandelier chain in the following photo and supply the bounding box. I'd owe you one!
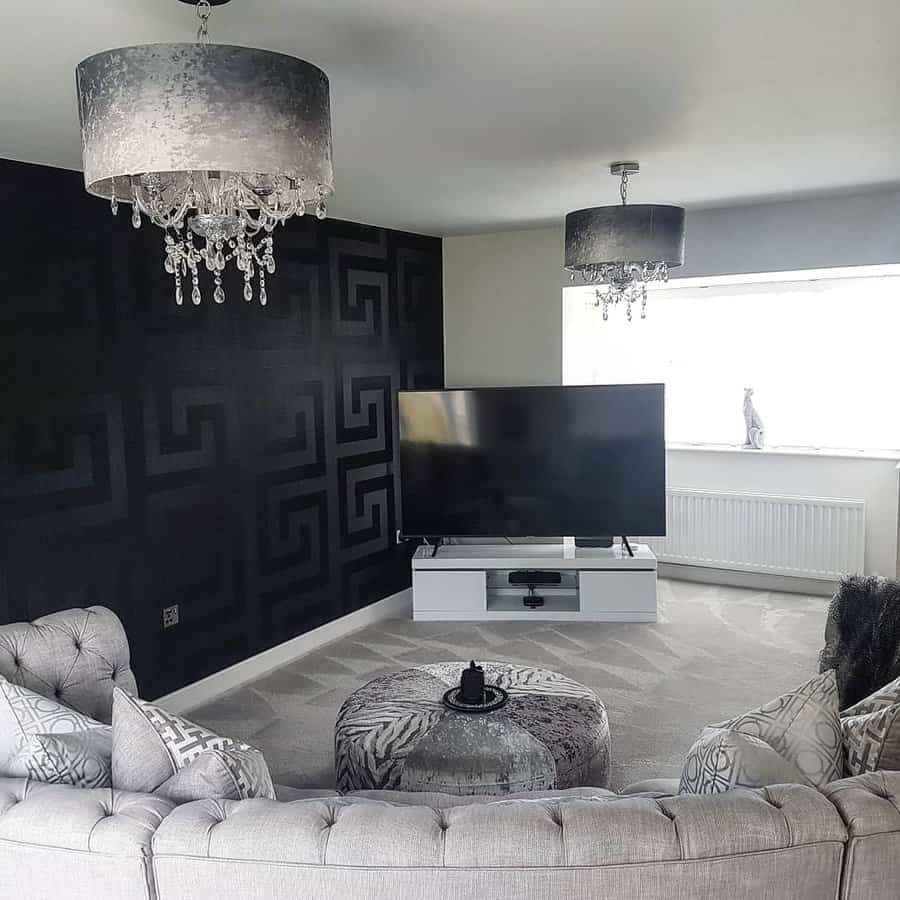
[620,169,629,205]
[196,1,212,45]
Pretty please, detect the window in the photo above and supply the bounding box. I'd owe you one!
[563,267,900,453]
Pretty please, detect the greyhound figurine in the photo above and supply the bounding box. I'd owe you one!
[743,388,764,449]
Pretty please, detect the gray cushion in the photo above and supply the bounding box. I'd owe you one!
[842,704,900,775]
[0,678,111,788]
[111,688,275,802]
[274,785,342,802]
[842,672,900,717]
[680,671,843,794]
[619,778,681,796]
[680,727,807,794]
[840,676,900,775]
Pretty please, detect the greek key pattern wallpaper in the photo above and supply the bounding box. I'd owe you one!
[0,159,443,697]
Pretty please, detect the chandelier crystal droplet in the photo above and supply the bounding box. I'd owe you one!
[76,0,334,308]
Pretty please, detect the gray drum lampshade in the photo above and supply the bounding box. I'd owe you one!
[564,204,686,270]
[75,43,334,203]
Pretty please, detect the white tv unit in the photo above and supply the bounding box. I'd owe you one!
[411,542,657,622]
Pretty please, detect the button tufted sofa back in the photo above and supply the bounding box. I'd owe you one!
[150,783,851,899]
[0,606,137,724]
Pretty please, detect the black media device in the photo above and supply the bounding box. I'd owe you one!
[508,570,562,586]
[574,537,614,549]
[398,384,666,540]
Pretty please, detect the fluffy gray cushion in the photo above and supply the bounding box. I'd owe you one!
[820,575,900,709]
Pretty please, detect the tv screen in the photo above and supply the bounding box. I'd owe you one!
[398,384,666,538]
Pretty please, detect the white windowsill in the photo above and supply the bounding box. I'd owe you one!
[666,442,900,463]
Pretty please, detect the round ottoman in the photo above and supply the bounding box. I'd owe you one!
[335,661,610,795]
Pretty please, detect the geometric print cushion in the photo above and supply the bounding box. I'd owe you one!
[22,731,112,789]
[0,677,112,788]
[679,670,843,794]
[679,727,808,794]
[709,670,843,788]
[841,674,900,718]
[842,702,900,776]
[111,687,275,802]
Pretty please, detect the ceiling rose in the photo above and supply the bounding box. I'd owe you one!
[565,162,685,321]
[75,0,334,307]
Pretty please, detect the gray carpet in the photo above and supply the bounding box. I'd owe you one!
[189,578,828,792]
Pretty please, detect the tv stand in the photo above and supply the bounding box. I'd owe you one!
[411,542,657,622]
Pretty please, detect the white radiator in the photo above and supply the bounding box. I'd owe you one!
[643,489,866,581]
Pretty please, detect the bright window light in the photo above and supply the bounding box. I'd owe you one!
[563,268,900,453]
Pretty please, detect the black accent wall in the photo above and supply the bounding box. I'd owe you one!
[0,158,443,698]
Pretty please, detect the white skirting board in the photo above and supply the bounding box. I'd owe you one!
[658,562,836,597]
[153,588,412,714]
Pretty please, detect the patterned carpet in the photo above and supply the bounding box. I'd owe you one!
[189,578,828,792]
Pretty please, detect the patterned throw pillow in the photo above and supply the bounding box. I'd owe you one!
[841,674,900,718]
[842,704,900,775]
[111,688,275,802]
[680,727,807,794]
[838,675,900,775]
[680,671,843,794]
[0,678,112,788]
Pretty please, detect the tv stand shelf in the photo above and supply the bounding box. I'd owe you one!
[411,543,657,622]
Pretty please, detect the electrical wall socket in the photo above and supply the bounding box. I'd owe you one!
[162,604,179,629]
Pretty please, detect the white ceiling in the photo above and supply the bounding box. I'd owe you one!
[3,0,899,235]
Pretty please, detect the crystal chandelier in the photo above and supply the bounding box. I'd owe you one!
[565,162,685,321]
[75,0,334,307]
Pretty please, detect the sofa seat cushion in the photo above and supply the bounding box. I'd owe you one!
[112,688,275,803]
[619,777,681,797]
[0,678,112,788]
[274,785,341,802]
[680,671,843,794]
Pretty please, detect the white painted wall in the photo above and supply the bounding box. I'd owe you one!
[442,228,563,387]
[442,189,900,577]
[667,449,899,578]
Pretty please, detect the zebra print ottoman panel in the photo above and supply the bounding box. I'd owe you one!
[334,662,610,795]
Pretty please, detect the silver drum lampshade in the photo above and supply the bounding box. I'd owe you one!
[75,43,334,203]
[564,204,685,270]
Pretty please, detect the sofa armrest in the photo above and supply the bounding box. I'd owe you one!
[822,772,900,900]
[823,771,900,838]
[0,606,138,724]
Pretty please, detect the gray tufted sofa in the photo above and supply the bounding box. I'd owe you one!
[1,608,899,900]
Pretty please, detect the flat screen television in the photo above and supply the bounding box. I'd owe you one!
[398,384,666,538]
